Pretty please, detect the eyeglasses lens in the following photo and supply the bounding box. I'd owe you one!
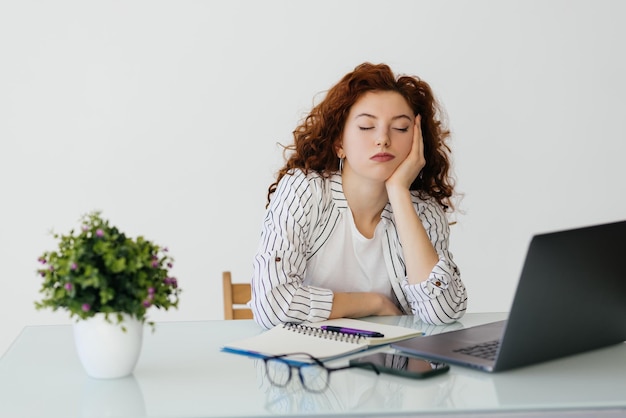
[299,363,330,392]
[265,358,292,387]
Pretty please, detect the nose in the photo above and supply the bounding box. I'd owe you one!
[376,132,390,148]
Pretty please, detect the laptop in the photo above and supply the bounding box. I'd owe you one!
[392,220,626,372]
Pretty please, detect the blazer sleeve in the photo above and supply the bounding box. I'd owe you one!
[250,170,334,329]
[400,198,468,325]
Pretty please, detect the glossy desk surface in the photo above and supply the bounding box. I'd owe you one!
[1,313,625,417]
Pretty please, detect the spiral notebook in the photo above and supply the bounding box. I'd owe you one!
[221,318,423,362]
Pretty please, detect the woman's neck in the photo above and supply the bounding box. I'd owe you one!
[341,172,388,238]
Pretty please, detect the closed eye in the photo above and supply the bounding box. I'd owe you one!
[359,126,375,131]
[394,127,409,132]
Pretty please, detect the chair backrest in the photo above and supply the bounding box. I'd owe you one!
[222,271,253,320]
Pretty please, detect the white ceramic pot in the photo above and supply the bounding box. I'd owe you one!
[73,313,144,379]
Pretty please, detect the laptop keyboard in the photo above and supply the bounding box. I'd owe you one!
[454,339,501,361]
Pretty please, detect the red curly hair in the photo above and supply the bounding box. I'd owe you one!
[267,62,456,211]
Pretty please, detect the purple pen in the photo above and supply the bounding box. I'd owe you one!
[321,325,385,338]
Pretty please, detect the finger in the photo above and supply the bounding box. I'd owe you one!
[413,115,422,143]
[414,115,424,157]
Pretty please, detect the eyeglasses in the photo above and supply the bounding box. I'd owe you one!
[262,352,380,393]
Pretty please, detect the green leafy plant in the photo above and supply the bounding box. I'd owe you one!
[35,211,181,328]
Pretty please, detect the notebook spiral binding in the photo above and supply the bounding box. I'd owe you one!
[283,323,365,343]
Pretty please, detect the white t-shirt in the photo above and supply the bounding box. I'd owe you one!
[303,207,393,300]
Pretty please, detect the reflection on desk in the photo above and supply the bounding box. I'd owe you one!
[1,313,625,418]
[80,375,146,417]
[252,354,460,415]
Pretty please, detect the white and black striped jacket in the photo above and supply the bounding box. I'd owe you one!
[251,169,467,329]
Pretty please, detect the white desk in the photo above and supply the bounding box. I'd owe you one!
[1,313,625,417]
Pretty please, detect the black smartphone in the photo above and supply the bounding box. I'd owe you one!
[349,352,450,379]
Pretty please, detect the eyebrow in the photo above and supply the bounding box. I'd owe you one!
[355,113,413,122]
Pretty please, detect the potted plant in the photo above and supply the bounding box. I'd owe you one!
[35,211,182,378]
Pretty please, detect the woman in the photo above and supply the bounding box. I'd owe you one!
[250,62,467,329]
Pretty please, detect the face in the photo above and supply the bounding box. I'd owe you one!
[338,90,414,184]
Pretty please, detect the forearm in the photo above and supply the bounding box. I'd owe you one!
[386,186,439,284]
[329,292,402,318]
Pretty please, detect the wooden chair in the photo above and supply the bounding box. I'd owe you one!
[222,271,253,320]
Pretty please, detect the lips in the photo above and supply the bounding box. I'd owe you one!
[370,152,394,162]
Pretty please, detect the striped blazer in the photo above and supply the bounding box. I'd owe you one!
[251,169,467,329]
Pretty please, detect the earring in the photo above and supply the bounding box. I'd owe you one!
[338,157,344,172]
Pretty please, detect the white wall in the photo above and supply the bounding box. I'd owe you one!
[1,0,624,356]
